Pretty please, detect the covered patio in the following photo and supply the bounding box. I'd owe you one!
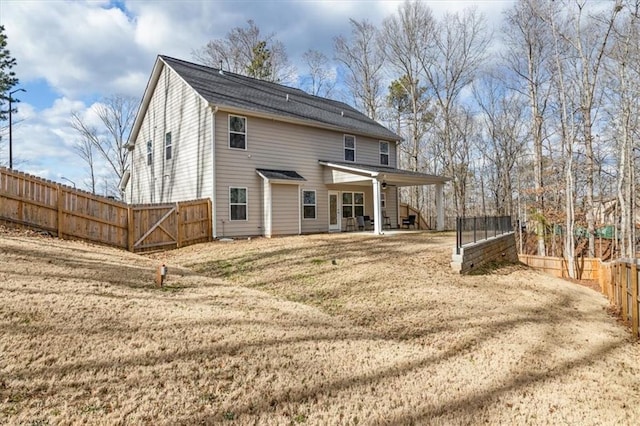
[319,160,450,234]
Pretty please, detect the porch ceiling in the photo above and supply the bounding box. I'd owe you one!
[319,160,450,187]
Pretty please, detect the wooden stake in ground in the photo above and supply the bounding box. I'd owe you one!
[155,264,167,287]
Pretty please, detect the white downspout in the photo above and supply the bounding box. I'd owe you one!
[210,105,218,238]
[129,148,134,203]
[263,178,272,237]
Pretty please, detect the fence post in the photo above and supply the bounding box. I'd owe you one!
[176,202,183,248]
[473,217,476,244]
[207,198,213,241]
[485,216,488,241]
[632,262,638,338]
[127,206,134,252]
[57,185,64,238]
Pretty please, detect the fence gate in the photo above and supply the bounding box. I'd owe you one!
[131,204,178,252]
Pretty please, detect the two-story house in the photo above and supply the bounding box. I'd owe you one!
[123,55,448,238]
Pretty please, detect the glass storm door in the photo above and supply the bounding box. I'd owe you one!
[328,191,341,232]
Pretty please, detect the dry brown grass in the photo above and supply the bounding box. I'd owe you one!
[1,229,639,425]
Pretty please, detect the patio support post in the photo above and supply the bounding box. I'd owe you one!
[373,179,383,234]
[436,183,445,231]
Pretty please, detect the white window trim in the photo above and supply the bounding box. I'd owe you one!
[344,134,356,162]
[381,191,386,209]
[229,114,248,150]
[165,132,172,161]
[379,141,389,166]
[229,186,248,221]
[302,189,317,220]
[341,191,365,218]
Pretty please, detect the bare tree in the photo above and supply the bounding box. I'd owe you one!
[193,20,294,84]
[419,7,491,216]
[540,0,581,277]
[557,0,623,257]
[473,71,529,216]
[607,0,640,258]
[70,95,137,198]
[72,135,97,194]
[380,0,435,171]
[300,49,336,97]
[503,0,554,255]
[334,19,385,120]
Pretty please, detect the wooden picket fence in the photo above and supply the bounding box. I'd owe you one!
[0,167,211,253]
[520,254,640,338]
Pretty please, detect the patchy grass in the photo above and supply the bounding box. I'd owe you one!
[1,229,639,425]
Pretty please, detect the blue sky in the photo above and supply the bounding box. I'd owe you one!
[0,0,512,193]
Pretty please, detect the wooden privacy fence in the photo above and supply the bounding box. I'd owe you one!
[520,254,640,338]
[518,254,603,281]
[604,260,639,338]
[0,167,211,252]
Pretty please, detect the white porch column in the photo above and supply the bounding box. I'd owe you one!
[373,179,382,234]
[297,184,302,235]
[263,179,272,237]
[436,182,445,231]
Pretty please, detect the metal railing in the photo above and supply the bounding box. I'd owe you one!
[455,216,513,254]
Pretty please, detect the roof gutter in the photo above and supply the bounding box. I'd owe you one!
[216,105,401,143]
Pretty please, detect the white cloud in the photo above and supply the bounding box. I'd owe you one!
[1,0,514,188]
[4,97,84,180]
[4,0,151,98]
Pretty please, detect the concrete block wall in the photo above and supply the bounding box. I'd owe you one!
[451,232,518,274]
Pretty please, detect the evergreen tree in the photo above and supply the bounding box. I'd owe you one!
[0,25,19,121]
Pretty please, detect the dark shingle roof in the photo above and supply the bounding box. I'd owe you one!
[160,55,400,141]
[256,169,306,181]
[319,160,451,183]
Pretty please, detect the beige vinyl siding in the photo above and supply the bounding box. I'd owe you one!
[214,110,395,236]
[130,65,212,204]
[385,186,399,228]
[271,184,299,235]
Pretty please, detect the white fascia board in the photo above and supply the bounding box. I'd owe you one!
[318,161,378,178]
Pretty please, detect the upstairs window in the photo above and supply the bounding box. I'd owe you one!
[229,187,247,221]
[229,115,247,150]
[344,135,355,162]
[165,132,172,160]
[380,141,389,166]
[146,140,153,165]
[303,190,316,220]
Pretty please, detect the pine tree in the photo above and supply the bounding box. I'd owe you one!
[0,25,19,121]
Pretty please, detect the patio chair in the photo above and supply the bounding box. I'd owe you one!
[363,215,373,230]
[402,215,417,229]
[382,210,392,229]
[356,215,366,231]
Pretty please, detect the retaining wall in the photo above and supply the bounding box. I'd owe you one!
[451,232,518,274]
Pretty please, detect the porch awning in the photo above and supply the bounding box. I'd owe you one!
[256,169,306,184]
[319,160,450,187]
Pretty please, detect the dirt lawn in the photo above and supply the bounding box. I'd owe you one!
[1,228,639,425]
